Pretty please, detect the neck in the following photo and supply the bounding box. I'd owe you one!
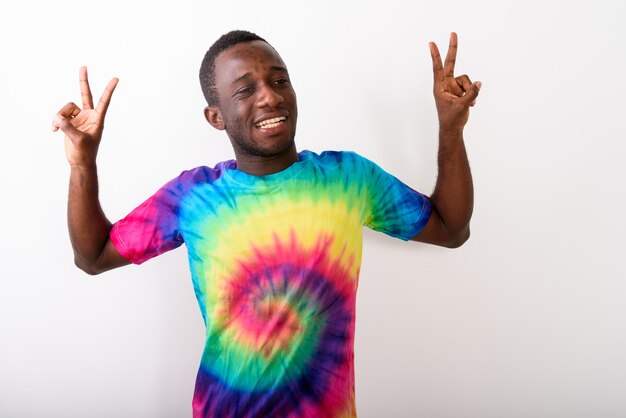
[234,145,299,176]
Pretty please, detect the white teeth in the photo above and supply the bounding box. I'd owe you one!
[255,116,286,128]
[260,121,281,128]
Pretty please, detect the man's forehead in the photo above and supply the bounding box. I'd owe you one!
[215,41,287,79]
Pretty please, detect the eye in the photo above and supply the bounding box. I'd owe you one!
[274,77,290,86]
[236,86,255,96]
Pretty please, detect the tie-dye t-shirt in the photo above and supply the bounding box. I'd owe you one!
[110,150,432,417]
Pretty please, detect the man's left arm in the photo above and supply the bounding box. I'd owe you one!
[412,32,481,248]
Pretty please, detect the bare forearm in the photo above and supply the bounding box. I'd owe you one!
[68,164,112,269]
[53,68,127,274]
[412,33,479,248]
[430,128,473,235]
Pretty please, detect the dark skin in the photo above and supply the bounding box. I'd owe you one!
[411,32,481,248]
[52,32,479,274]
[52,68,129,274]
[204,41,299,175]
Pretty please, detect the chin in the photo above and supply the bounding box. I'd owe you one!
[232,140,294,159]
[258,140,296,158]
[228,122,298,158]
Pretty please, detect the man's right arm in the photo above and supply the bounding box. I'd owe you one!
[67,164,130,274]
[53,67,130,275]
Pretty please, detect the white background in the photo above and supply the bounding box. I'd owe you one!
[1,1,625,417]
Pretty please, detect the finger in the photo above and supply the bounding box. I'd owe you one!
[429,41,444,84]
[95,77,119,115]
[52,102,81,131]
[443,32,458,79]
[56,101,81,118]
[456,74,472,92]
[459,81,482,107]
[53,114,83,139]
[446,75,466,97]
[79,66,94,109]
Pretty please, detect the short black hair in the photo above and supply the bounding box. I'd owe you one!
[199,30,269,106]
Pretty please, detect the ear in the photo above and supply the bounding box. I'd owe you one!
[204,106,225,130]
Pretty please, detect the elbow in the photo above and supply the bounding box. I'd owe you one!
[443,227,470,249]
[74,256,103,276]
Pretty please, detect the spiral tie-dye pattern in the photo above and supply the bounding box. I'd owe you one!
[110,150,432,417]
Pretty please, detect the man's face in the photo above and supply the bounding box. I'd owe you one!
[208,41,298,159]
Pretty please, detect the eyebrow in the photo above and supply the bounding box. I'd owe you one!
[230,66,289,86]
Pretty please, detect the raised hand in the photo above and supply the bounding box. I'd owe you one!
[429,32,480,133]
[52,67,119,167]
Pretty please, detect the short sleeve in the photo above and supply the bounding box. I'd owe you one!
[110,178,184,265]
[359,154,433,240]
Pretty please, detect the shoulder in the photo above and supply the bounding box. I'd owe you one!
[159,160,232,195]
[302,150,372,169]
[298,150,383,192]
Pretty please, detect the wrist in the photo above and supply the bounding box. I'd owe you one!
[69,162,98,172]
[439,126,464,141]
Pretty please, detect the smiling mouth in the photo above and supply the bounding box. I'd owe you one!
[255,116,286,129]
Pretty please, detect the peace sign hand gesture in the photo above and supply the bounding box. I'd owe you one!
[429,32,481,133]
[52,67,119,167]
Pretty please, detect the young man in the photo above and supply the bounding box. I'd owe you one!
[53,30,480,417]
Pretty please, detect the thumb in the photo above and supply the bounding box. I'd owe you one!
[460,81,481,107]
[53,115,83,141]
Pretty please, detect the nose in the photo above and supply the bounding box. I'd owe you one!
[256,83,284,108]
